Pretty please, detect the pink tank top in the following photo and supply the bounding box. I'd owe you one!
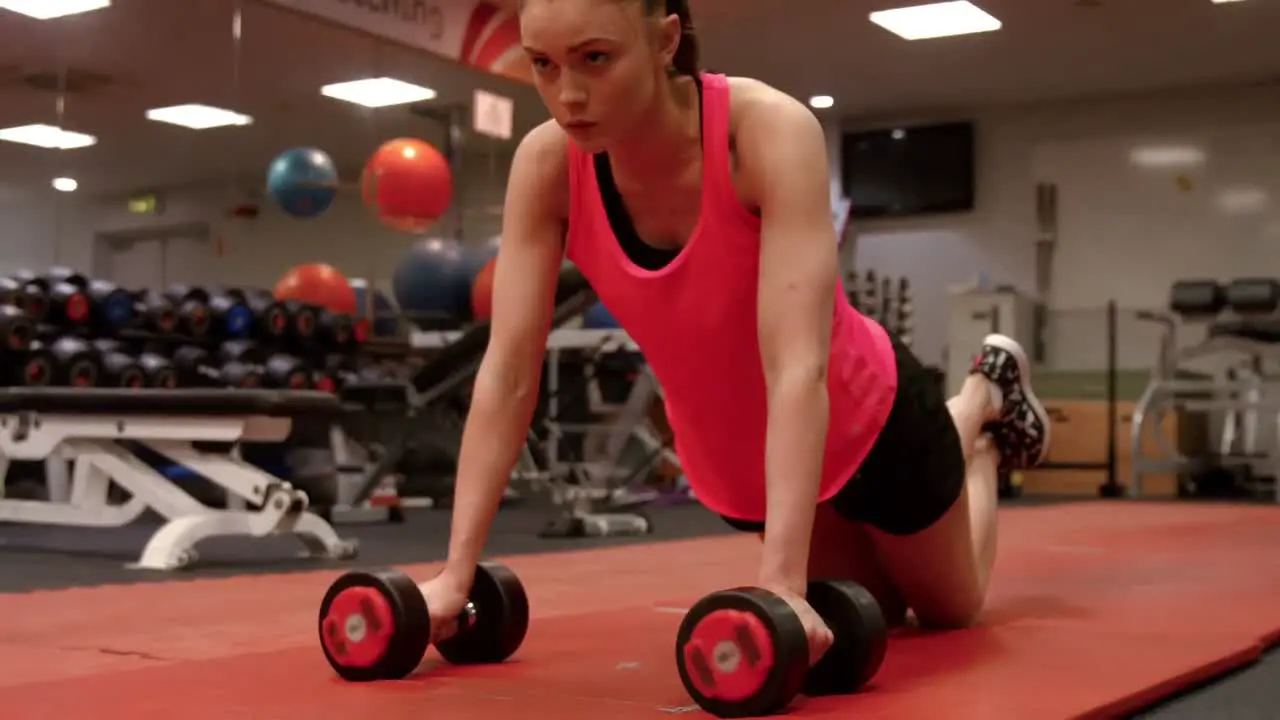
[564,73,898,521]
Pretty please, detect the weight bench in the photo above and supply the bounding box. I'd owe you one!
[0,388,358,570]
[536,328,660,538]
[1163,278,1280,360]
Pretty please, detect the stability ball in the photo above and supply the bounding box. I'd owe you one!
[392,237,472,329]
[266,147,338,219]
[362,138,453,232]
[583,301,620,329]
[471,257,497,321]
[459,236,499,278]
[274,263,357,315]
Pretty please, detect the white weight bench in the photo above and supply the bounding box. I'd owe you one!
[0,388,358,570]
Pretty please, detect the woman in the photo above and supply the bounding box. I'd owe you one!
[419,0,1051,665]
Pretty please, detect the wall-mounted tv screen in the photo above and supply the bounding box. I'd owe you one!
[840,121,976,218]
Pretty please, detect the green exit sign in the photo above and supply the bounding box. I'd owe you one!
[127,194,161,215]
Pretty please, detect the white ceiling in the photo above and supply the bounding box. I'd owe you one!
[0,0,1277,201]
[699,0,1280,115]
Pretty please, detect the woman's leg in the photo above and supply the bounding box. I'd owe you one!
[724,509,908,627]
[806,503,908,627]
[864,334,1049,629]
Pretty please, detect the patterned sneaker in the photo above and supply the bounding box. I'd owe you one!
[969,334,1051,470]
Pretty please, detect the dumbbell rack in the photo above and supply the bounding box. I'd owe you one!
[0,267,379,569]
[846,269,914,346]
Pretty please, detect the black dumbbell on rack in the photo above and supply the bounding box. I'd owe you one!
[223,288,291,341]
[263,353,313,389]
[89,339,146,388]
[30,335,101,386]
[131,291,180,335]
[0,277,48,323]
[171,346,263,388]
[318,562,529,682]
[0,305,45,386]
[315,310,359,351]
[896,278,913,347]
[167,284,256,340]
[156,287,212,340]
[41,270,137,333]
[12,268,90,328]
[279,299,322,346]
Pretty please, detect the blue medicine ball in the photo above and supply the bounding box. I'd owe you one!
[266,147,338,219]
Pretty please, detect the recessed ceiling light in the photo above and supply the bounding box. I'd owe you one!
[1129,145,1206,169]
[1216,187,1268,215]
[0,0,110,19]
[869,1,1002,40]
[0,124,97,149]
[52,177,78,192]
[809,95,835,110]
[321,78,438,108]
[1211,0,1247,4]
[145,104,253,130]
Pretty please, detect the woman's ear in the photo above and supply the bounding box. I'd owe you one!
[653,12,681,67]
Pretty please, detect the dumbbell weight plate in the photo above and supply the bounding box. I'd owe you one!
[434,561,530,665]
[318,569,431,682]
[19,354,53,386]
[675,588,809,718]
[802,580,888,696]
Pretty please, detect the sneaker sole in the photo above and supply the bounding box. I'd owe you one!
[981,333,1051,466]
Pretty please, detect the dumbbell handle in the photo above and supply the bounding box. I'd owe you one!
[430,600,477,645]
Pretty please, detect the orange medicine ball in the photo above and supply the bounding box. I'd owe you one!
[361,138,454,232]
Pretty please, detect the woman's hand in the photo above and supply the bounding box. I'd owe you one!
[417,572,473,645]
[765,585,834,666]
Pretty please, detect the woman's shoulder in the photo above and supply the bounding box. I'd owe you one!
[724,75,811,120]
[513,119,572,219]
[723,75,822,152]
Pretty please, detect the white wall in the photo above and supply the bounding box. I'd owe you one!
[844,83,1280,370]
[5,148,514,295]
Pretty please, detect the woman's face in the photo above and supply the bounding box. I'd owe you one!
[520,0,669,152]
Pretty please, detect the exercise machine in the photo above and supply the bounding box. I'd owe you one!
[532,328,667,538]
[1131,278,1280,502]
[0,388,358,569]
[334,266,601,517]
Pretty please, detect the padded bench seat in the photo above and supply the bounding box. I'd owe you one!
[1208,319,1280,344]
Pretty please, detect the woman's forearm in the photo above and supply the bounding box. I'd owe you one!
[758,371,830,595]
[443,360,541,584]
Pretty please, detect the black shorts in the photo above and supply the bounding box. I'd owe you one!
[721,332,967,537]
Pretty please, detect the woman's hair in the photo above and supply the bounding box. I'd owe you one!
[518,0,700,76]
[641,0,699,76]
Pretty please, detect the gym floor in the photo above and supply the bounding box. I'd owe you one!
[0,498,1275,719]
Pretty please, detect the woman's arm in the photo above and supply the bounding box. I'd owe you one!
[737,88,840,597]
[441,121,569,588]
